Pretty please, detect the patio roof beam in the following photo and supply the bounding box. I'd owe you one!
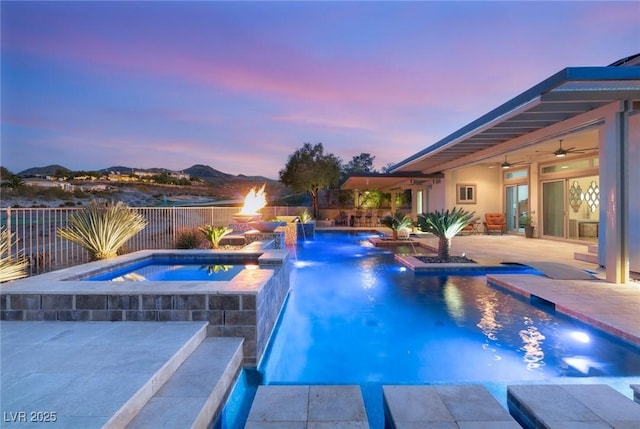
[541,89,640,102]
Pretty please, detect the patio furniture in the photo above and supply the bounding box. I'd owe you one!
[459,217,481,235]
[355,210,364,227]
[483,213,506,234]
[364,210,373,226]
[336,211,349,226]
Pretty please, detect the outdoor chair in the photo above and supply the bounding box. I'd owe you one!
[336,211,349,226]
[459,217,481,235]
[355,210,363,227]
[483,213,506,235]
[364,210,373,226]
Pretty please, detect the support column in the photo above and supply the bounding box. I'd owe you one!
[601,101,630,283]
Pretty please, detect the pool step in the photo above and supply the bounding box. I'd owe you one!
[507,384,640,428]
[245,385,369,428]
[383,385,520,428]
[125,337,243,429]
[99,322,208,428]
[574,244,598,264]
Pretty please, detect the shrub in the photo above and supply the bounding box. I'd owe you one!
[175,228,203,249]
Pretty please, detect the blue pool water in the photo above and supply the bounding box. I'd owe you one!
[84,257,258,281]
[220,231,640,428]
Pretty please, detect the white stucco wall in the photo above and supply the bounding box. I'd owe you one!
[444,166,502,219]
[426,179,446,212]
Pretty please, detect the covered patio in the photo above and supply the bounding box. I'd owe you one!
[343,54,640,283]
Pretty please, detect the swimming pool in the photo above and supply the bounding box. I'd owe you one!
[220,231,640,428]
[79,255,261,281]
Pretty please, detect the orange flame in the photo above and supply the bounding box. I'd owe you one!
[238,184,267,214]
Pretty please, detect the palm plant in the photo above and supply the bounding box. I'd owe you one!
[0,227,28,282]
[381,213,414,239]
[417,207,475,260]
[57,199,148,260]
[199,225,233,249]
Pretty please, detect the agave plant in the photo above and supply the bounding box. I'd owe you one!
[381,213,414,239]
[417,207,475,260]
[57,199,148,260]
[199,225,233,249]
[0,226,29,283]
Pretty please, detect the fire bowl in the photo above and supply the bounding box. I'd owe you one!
[248,220,287,232]
[232,213,262,223]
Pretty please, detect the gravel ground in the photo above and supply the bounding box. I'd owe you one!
[414,255,476,263]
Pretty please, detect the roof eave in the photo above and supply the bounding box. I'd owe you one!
[390,66,640,173]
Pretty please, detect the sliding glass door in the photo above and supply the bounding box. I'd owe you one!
[505,184,529,233]
[542,180,565,238]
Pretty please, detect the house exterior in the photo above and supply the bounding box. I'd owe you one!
[343,54,640,283]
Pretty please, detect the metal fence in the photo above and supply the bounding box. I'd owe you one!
[1,206,306,276]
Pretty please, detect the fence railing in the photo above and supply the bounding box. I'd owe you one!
[1,206,306,276]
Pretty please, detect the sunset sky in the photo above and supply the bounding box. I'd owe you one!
[1,1,638,179]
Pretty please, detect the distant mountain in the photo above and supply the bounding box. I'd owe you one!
[184,164,233,180]
[100,166,135,174]
[237,173,279,182]
[18,165,70,177]
[15,164,279,184]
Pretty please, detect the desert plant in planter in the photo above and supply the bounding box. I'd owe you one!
[381,213,413,239]
[298,209,313,224]
[57,199,148,260]
[520,215,535,238]
[417,207,475,261]
[0,226,28,282]
[199,225,233,249]
[297,208,315,240]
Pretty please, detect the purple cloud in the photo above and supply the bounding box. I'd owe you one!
[1,1,638,177]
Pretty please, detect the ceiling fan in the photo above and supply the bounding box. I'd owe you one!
[539,139,598,158]
[494,155,529,169]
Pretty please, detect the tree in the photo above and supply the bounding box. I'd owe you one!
[343,153,377,175]
[0,167,23,189]
[380,162,396,173]
[279,143,342,218]
[417,207,475,261]
[1,175,24,189]
[0,167,14,181]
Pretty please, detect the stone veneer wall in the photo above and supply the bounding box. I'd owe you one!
[255,257,291,364]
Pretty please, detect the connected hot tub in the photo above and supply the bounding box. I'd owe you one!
[1,246,291,365]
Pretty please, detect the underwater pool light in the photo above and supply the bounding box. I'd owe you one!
[570,331,591,344]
